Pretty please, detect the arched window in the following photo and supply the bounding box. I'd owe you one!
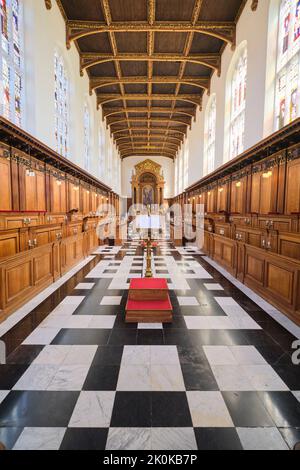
[54,52,69,157]
[204,94,216,175]
[0,0,24,126]
[229,45,247,160]
[83,103,91,170]
[275,0,300,130]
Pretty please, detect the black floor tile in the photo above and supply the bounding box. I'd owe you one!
[111,392,151,427]
[0,427,23,450]
[91,346,124,366]
[51,329,111,345]
[60,428,108,450]
[6,345,44,365]
[83,365,120,391]
[194,428,243,450]
[272,364,300,390]
[181,363,218,391]
[151,392,193,427]
[137,330,165,345]
[0,391,79,427]
[164,330,194,346]
[222,391,275,427]
[177,345,209,365]
[258,392,300,427]
[108,329,137,346]
[0,365,29,389]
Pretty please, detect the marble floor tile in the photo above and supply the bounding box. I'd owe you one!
[203,283,224,291]
[0,390,9,404]
[47,365,90,391]
[60,296,86,306]
[150,346,180,365]
[22,327,61,345]
[150,364,185,391]
[229,346,267,365]
[211,365,254,391]
[117,365,151,391]
[75,283,95,290]
[292,391,300,402]
[121,346,151,365]
[203,346,237,366]
[13,364,59,390]
[246,365,289,391]
[100,295,122,305]
[187,391,234,427]
[33,345,71,365]
[106,428,151,451]
[69,391,115,428]
[138,323,163,329]
[184,316,235,330]
[237,427,289,450]
[62,345,98,366]
[13,427,66,450]
[177,296,199,306]
[88,316,116,329]
[151,428,197,450]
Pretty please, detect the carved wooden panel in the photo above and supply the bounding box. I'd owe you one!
[0,157,12,211]
[285,158,300,214]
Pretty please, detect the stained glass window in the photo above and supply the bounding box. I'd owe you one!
[0,0,24,126]
[229,46,247,160]
[204,94,216,175]
[84,104,91,170]
[275,0,300,130]
[54,53,69,157]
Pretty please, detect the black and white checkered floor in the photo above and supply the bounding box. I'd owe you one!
[0,240,300,450]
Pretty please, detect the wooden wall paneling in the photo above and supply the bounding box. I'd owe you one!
[36,170,46,212]
[217,183,228,213]
[0,155,12,211]
[278,233,300,261]
[250,171,261,214]
[0,229,20,258]
[285,156,300,214]
[277,154,287,214]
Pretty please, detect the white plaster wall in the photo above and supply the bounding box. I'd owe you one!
[22,0,120,192]
[121,156,174,199]
[174,0,271,193]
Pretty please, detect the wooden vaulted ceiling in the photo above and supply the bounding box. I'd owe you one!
[47,0,258,160]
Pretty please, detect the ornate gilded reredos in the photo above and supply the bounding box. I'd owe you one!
[131,159,165,184]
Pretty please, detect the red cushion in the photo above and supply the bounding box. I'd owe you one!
[129,278,168,290]
[126,298,172,311]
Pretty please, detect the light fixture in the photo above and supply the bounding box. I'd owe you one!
[73,186,79,191]
[219,188,224,193]
[236,181,241,188]
[208,191,211,196]
[262,170,272,179]
[199,194,202,198]
[56,179,62,186]
[26,169,35,177]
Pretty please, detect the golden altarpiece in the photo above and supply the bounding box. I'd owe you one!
[131,159,165,206]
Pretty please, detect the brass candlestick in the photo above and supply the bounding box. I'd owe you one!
[145,238,153,278]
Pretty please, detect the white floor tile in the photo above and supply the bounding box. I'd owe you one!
[106,428,151,451]
[13,364,59,390]
[177,296,199,306]
[22,327,60,345]
[138,323,162,329]
[203,346,237,366]
[47,365,90,391]
[88,316,116,329]
[69,391,115,428]
[187,391,234,427]
[117,365,151,391]
[292,391,300,402]
[150,364,185,391]
[151,428,197,451]
[100,295,122,305]
[150,346,180,365]
[122,346,151,365]
[203,283,224,291]
[75,283,95,290]
[13,427,66,450]
[237,427,289,450]
[0,390,9,404]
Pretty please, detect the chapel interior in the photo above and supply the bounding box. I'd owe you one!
[0,0,300,453]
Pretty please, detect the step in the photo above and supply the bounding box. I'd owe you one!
[129,278,169,301]
[125,297,173,323]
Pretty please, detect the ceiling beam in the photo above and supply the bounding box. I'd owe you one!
[107,117,191,128]
[90,76,211,93]
[66,21,236,48]
[120,151,175,160]
[119,144,178,152]
[112,127,186,136]
[97,94,202,107]
[81,53,220,76]
[115,135,183,144]
[102,107,196,120]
